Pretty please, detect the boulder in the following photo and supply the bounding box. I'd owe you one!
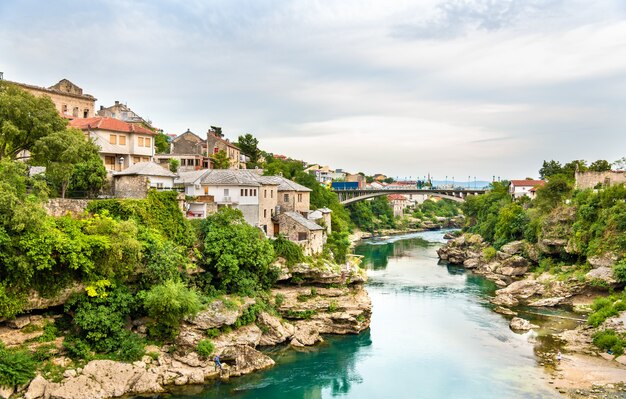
[187,297,255,330]
[463,258,480,269]
[257,312,295,346]
[0,386,15,399]
[585,267,616,285]
[491,293,519,307]
[7,315,31,329]
[290,322,323,347]
[500,241,526,256]
[219,345,275,378]
[496,279,544,299]
[510,317,538,331]
[527,297,566,307]
[213,325,262,350]
[25,375,49,399]
[493,306,517,316]
[498,255,530,277]
[588,253,618,269]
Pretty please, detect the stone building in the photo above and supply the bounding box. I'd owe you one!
[97,101,151,126]
[155,129,212,171]
[112,162,176,199]
[345,173,366,188]
[9,78,96,118]
[69,117,155,172]
[277,212,326,255]
[260,176,312,216]
[205,130,243,169]
[508,180,544,199]
[388,194,409,217]
[575,170,626,190]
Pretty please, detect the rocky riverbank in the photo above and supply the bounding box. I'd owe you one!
[0,260,371,399]
[349,215,464,244]
[437,233,626,397]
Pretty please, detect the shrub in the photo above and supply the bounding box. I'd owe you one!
[325,231,351,264]
[482,247,497,261]
[196,339,214,359]
[273,234,304,266]
[0,343,36,387]
[143,280,202,340]
[593,330,625,356]
[274,293,285,308]
[614,260,626,284]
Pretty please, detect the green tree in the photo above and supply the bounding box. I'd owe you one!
[211,150,230,169]
[534,175,572,212]
[209,126,223,137]
[68,150,107,198]
[32,129,104,198]
[539,160,563,180]
[0,82,68,160]
[237,133,261,167]
[169,158,180,173]
[562,160,588,180]
[613,157,626,170]
[589,159,612,172]
[142,280,202,339]
[199,208,276,294]
[154,132,170,154]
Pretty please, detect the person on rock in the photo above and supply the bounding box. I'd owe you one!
[214,354,223,371]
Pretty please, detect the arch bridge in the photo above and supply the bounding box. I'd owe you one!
[333,188,487,205]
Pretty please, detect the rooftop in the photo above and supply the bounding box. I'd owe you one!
[283,211,325,231]
[113,162,176,177]
[200,169,261,186]
[70,117,155,135]
[510,179,545,187]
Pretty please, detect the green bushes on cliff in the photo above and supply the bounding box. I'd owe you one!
[142,280,202,340]
[0,343,36,388]
[348,197,395,232]
[273,234,305,266]
[198,208,277,295]
[413,199,461,220]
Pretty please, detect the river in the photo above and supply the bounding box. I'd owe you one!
[170,230,564,399]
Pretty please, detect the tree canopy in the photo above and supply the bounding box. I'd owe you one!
[210,150,231,169]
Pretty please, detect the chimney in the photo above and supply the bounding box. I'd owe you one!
[100,106,104,110]
[115,100,119,105]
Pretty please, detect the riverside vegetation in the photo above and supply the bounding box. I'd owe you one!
[437,159,626,395]
[0,81,371,399]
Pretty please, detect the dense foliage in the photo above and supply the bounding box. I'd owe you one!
[273,234,305,266]
[199,208,277,294]
[0,343,36,387]
[412,199,461,221]
[348,197,395,232]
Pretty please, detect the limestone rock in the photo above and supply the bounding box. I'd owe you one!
[219,345,275,377]
[213,325,262,350]
[463,258,480,269]
[7,315,31,329]
[0,386,15,399]
[500,241,526,256]
[0,325,44,346]
[286,260,367,285]
[510,317,538,331]
[528,297,566,307]
[585,267,616,285]
[498,255,530,276]
[257,312,295,346]
[25,375,49,399]
[290,322,323,347]
[493,306,517,316]
[588,253,618,269]
[496,279,545,299]
[187,297,255,330]
[491,293,519,307]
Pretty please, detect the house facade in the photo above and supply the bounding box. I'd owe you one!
[112,162,176,198]
[10,78,96,118]
[509,180,545,199]
[277,212,326,255]
[97,101,151,126]
[155,129,212,171]
[305,164,333,184]
[69,117,155,172]
[388,194,409,217]
[205,130,243,169]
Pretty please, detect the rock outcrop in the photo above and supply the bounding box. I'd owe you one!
[509,317,539,331]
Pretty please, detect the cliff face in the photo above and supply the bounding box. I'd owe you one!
[15,261,371,399]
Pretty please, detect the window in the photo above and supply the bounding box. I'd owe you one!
[224,189,229,196]
[145,137,151,147]
[213,146,219,154]
[118,135,126,145]
[109,134,117,145]
[72,107,79,117]
[142,157,150,162]
[253,189,257,196]
[284,194,289,202]
[133,156,140,164]
[264,209,267,218]
[241,189,244,196]
[83,109,89,118]
[244,189,248,196]
[298,232,308,241]
[62,104,68,113]
[271,190,273,198]
[104,156,115,166]
[156,182,164,189]
[298,193,303,202]
[264,190,267,198]
[138,137,144,146]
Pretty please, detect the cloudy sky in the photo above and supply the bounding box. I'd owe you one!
[1,0,625,180]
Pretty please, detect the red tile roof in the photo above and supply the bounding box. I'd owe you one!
[70,117,156,135]
[388,194,408,201]
[510,179,544,187]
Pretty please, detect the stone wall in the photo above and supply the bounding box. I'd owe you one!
[45,198,90,217]
[575,170,626,190]
[258,185,278,237]
[113,175,149,198]
[17,84,95,118]
[278,190,310,215]
[277,214,325,255]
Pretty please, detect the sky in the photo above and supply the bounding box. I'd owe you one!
[1,0,625,181]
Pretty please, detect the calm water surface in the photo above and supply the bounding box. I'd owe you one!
[170,230,562,399]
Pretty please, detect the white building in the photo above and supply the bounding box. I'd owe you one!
[509,180,544,199]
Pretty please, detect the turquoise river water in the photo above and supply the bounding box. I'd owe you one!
[168,230,565,399]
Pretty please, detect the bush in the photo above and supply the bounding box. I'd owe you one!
[274,293,285,308]
[143,280,202,340]
[614,260,626,284]
[273,234,304,266]
[482,247,497,261]
[587,294,625,327]
[593,330,625,356]
[0,343,36,387]
[196,339,214,359]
